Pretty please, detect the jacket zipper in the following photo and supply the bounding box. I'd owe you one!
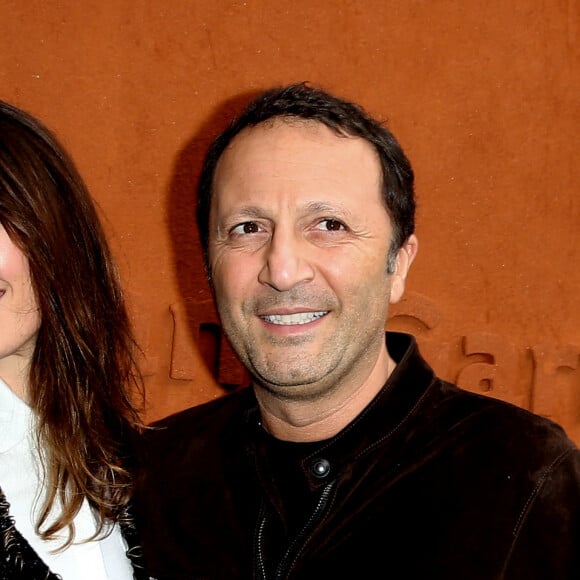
[255,480,337,580]
[255,502,268,580]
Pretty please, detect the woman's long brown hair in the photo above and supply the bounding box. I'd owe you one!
[0,100,143,548]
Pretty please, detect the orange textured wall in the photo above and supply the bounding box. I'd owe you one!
[1,1,579,441]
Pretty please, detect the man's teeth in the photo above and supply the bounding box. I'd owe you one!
[262,311,327,325]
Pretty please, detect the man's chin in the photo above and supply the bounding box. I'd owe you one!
[251,366,335,401]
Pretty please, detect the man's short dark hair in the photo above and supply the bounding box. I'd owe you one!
[197,82,416,273]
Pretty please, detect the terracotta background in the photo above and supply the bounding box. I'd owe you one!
[1,1,579,441]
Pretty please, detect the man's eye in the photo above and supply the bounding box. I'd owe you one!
[231,222,261,235]
[316,219,345,232]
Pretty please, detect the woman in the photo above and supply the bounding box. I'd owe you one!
[0,100,144,578]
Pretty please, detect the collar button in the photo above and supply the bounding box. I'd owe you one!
[310,458,331,478]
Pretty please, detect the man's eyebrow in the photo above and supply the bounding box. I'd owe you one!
[303,201,352,217]
[304,201,334,212]
[224,206,266,219]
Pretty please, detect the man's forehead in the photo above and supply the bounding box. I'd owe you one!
[216,118,378,176]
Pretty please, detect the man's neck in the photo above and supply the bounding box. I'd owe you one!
[255,351,396,443]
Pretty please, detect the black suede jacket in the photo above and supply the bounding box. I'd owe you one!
[135,333,580,579]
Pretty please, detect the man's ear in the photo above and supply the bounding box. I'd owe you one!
[389,234,418,304]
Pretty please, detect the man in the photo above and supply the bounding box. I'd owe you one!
[135,83,580,579]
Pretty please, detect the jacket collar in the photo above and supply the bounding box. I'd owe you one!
[247,332,437,491]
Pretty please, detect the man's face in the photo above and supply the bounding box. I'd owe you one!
[209,119,414,401]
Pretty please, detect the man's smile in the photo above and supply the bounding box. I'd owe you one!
[260,311,328,325]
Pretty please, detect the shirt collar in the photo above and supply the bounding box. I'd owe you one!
[0,377,33,453]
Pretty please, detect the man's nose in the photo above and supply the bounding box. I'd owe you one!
[257,229,315,291]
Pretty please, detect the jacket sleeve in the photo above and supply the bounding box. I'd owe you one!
[502,446,580,579]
